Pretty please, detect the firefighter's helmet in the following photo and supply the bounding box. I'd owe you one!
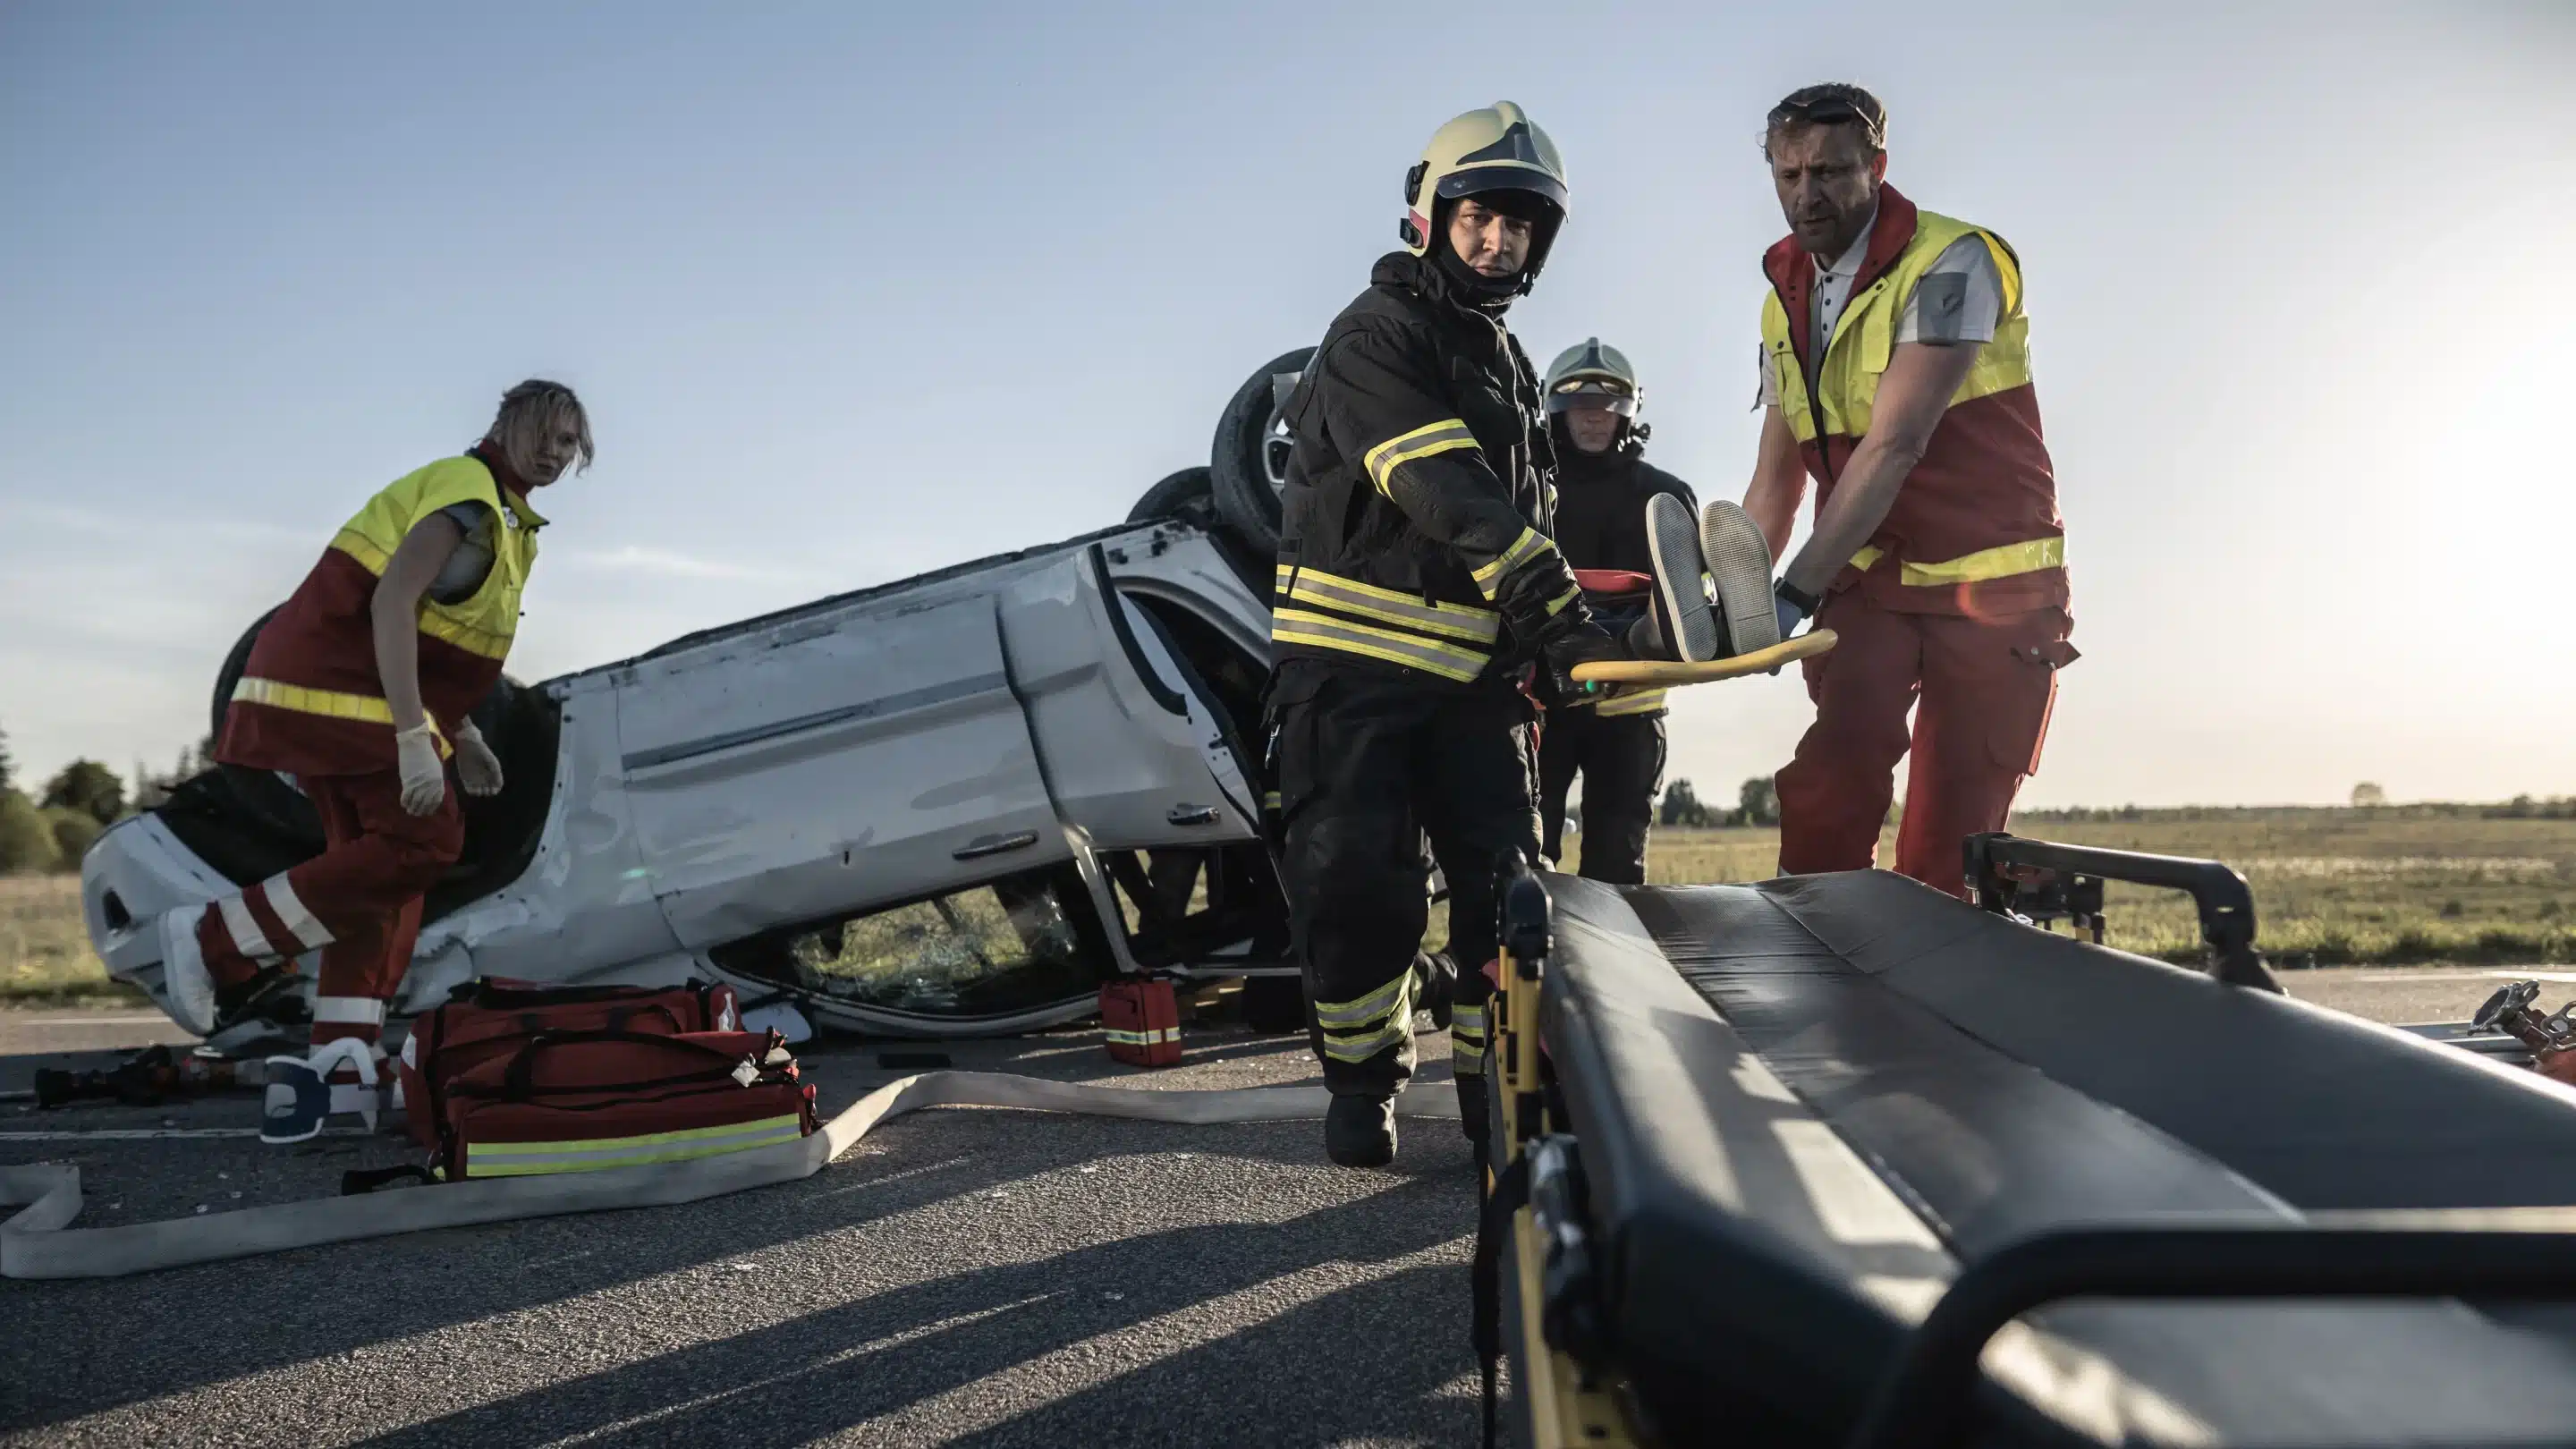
[1543,337,1640,417]
[1400,101,1569,289]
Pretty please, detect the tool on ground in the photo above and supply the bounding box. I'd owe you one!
[2474,981,2576,1086]
[32,1046,265,1111]
[1570,628,1836,687]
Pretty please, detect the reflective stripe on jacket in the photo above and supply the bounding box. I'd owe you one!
[1759,185,2066,616]
[216,448,544,775]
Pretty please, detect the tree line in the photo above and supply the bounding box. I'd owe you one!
[0,720,211,873]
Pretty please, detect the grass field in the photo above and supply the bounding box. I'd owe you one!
[9,809,2574,1005]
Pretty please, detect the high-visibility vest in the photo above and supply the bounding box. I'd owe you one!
[1758,184,2067,616]
[216,448,545,775]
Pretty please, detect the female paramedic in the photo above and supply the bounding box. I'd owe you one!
[158,379,593,1143]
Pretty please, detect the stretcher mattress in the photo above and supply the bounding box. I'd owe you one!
[1541,872,2576,1447]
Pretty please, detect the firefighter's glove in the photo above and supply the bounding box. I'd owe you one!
[1536,620,1630,703]
[453,720,504,798]
[1496,555,1627,700]
[394,721,446,817]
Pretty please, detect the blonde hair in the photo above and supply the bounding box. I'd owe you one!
[487,378,594,478]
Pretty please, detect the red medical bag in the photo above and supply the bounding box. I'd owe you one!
[1100,979,1183,1067]
[435,1029,816,1181]
[396,979,741,1148]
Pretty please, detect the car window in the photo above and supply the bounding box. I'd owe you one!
[710,865,1108,1018]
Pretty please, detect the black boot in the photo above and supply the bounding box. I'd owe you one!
[1325,1094,1398,1167]
[1458,1072,1491,1179]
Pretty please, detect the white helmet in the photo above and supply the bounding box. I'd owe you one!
[1398,101,1569,291]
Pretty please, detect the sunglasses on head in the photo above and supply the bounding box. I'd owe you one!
[1767,95,1883,141]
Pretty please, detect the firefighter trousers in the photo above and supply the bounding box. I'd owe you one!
[1267,659,1538,1099]
[193,768,464,1055]
[1537,708,1665,886]
[1776,594,2075,897]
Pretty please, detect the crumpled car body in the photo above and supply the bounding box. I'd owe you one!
[80,517,1292,1046]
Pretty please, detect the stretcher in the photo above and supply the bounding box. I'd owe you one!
[1472,837,2576,1449]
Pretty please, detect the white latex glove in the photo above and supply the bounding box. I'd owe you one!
[395,721,446,817]
[453,720,504,797]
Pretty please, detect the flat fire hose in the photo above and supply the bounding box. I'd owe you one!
[0,1070,1461,1280]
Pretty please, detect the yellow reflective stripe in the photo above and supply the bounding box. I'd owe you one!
[1451,1004,1487,1032]
[1850,545,1885,574]
[1273,609,1489,683]
[1897,535,2063,586]
[465,1114,807,1175]
[1277,566,1501,644]
[1105,1027,1182,1045]
[332,529,393,576]
[1595,688,1668,716]
[1451,1038,1487,1069]
[1262,791,1283,811]
[1313,972,1408,1028]
[1544,584,1579,619]
[1364,419,1479,495]
[1470,529,1555,597]
[232,677,452,755]
[418,606,514,661]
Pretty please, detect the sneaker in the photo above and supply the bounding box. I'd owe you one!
[1325,1094,1398,1167]
[1644,494,1719,662]
[260,1055,330,1144]
[1700,500,1783,658]
[158,906,219,1037]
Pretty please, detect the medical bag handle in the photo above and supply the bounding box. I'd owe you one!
[496,1030,761,1103]
[1962,833,2282,993]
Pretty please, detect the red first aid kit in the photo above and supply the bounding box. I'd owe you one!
[436,1029,817,1181]
[395,979,741,1148]
[1100,979,1183,1067]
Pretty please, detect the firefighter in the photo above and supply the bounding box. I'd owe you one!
[157,380,591,1142]
[1533,339,1699,884]
[1267,101,1623,1167]
[1743,85,2076,897]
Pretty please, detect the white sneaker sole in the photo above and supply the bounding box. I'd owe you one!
[1699,500,1783,657]
[1645,494,1719,663]
[158,906,218,1038]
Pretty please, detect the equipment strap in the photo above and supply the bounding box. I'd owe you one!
[1473,1152,1535,1449]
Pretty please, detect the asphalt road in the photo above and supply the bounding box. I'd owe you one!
[3,966,2563,1446]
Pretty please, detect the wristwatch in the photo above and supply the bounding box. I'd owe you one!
[1774,578,1822,617]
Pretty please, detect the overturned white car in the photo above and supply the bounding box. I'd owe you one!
[82,354,1343,1048]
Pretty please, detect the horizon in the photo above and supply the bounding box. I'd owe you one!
[4,3,2571,807]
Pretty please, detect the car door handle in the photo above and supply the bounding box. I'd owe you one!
[953,830,1040,861]
[1165,804,1221,827]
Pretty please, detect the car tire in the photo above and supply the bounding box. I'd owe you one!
[1241,973,1307,1035]
[1127,466,1216,526]
[1208,347,1313,561]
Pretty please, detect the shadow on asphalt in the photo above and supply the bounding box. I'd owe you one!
[5,1094,1480,1444]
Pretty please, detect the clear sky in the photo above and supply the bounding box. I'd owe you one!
[4,2,2570,808]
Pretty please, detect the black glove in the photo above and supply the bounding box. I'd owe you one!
[1495,556,1627,700]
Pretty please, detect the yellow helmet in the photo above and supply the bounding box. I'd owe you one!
[1543,337,1640,417]
[1400,101,1569,288]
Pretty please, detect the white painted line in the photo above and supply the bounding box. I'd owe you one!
[0,1128,371,1142]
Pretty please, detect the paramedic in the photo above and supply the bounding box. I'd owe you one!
[1742,85,2076,896]
[159,380,591,1140]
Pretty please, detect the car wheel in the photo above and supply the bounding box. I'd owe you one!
[1127,466,1216,526]
[1208,347,1313,560]
[1241,973,1307,1035]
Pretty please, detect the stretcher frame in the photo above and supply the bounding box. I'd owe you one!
[1473,849,2576,1449]
[1567,628,1836,688]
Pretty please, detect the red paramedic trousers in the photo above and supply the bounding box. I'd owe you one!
[192,768,464,1053]
[1775,593,2073,899]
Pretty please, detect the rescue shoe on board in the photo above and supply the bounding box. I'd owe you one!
[1699,499,1784,658]
[1326,1094,1398,1167]
[1644,494,1720,663]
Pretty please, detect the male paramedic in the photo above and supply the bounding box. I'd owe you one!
[1743,85,2076,897]
[158,379,592,1141]
[1534,339,1702,885]
[1267,102,1626,1168]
